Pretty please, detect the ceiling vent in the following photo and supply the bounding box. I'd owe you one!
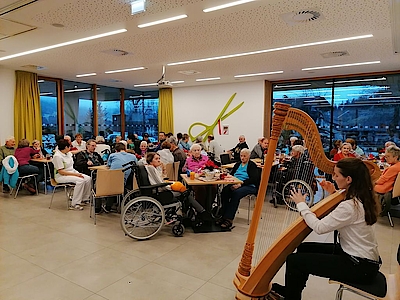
[0,0,39,16]
[178,70,201,75]
[321,50,350,58]
[102,49,131,56]
[281,9,324,26]
[0,18,36,40]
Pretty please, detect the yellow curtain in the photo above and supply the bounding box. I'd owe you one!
[14,71,42,143]
[158,88,174,133]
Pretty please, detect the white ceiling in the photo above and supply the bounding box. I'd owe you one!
[0,0,399,91]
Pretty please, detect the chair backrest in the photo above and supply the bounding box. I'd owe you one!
[95,169,124,197]
[165,163,174,180]
[392,173,400,198]
[173,161,179,181]
[220,153,231,165]
[136,164,151,187]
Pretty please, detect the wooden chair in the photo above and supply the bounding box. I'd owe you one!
[164,161,180,181]
[90,168,125,225]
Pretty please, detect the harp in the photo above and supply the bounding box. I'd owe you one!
[234,103,381,299]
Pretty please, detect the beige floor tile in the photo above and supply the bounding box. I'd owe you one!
[98,271,195,300]
[196,282,237,300]
[154,240,239,281]
[0,254,46,291]
[83,294,108,300]
[0,272,93,300]
[209,256,241,291]
[185,293,214,300]
[53,248,149,292]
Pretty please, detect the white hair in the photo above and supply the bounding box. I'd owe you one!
[63,135,71,141]
[385,141,396,148]
[190,143,202,151]
[5,136,15,142]
[167,136,178,145]
[95,136,105,144]
[239,135,245,139]
[292,145,305,154]
[290,136,298,142]
[240,148,251,156]
[140,141,147,147]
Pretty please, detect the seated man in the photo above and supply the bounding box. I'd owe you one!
[228,135,249,162]
[250,137,268,159]
[168,136,187,176]
[74,139,104,176]
[98,143,137,213]
[375,145,400,216]
[206,135,223,163]
[218,149,261,228]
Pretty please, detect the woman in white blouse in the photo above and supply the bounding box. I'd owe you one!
[272,158,380,300]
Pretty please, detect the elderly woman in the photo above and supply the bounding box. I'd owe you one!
[333,142,356,161]
[31,139,48,158]
[94,135,111,158]
[71,133,86,151]
[375,145,400,216]
[53,139,92,210]
[217,149,261,228]
[183,143,216,208]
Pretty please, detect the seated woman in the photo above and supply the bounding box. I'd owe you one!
[145,152,210,219]
[157,141,174,164]
[272,158,380,300]
[183,144,216,208]
[14,139,43,193]
[94,136,111,160]
[71,133,86,151]
[333,142,356,161]
[53,139,92,210]
[31,139,48,158]
[250,137,268,159]
[374,145,400,216]
[218,149,261,228]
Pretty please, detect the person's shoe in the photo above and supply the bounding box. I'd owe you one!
[69,204,84,211]
[2,185,10,193]
[199,210,213,222]
[23,183,36,194]
[271,283,286,298]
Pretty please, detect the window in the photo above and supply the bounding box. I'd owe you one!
[97,86,121,143]
[272,74,400,156]
[38,79,58,152]
[63,80,94,140]
[124,90,159,142]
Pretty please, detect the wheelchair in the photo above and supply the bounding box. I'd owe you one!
[120,162,188,240]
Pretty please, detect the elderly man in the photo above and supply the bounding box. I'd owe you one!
[74,139,104,176]
[228,135,249,162]
[217,149,261,228]
[168,136,187,175]
[155,131,166,152]
[0,136,16,193]
[250,137,268,159]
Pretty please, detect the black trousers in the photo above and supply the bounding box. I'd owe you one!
[284,242,379,300]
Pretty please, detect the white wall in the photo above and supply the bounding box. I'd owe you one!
[0,67,15,144]
[173,80,265,151]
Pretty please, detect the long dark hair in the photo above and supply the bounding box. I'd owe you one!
[336,158,379,225]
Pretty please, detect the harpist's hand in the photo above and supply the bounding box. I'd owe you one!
[290,188,307,204]
[320,180,336,194]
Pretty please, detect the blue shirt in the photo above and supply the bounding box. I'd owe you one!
[107,152,137,183]
[234,163,249,182]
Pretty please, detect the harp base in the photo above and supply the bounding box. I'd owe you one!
[234,271,273,300]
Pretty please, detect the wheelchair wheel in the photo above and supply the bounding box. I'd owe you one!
[282,180,314,211]
[122,189,141,209]
[121,196,165,240]
[172,222,185,237]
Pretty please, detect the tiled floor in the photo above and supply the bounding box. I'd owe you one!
[0,187,399,300]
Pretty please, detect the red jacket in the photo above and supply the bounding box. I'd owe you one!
[333,152,356,161]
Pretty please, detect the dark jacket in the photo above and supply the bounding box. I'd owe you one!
[230,142,249,161]
[230,160,261,188]
[74,151,104,175]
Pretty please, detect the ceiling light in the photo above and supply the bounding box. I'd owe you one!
[325,76,386,84]
[131,0,145,15]
[274,83,311,88]
[196,77,221,82]
[39,92,53,96]
[76,73,96,78]
[105,67,145,74]
[171,80,184,84]
[302,60,380,71]
[37,80,44,83]
[138,14,187,28]
[129,95,151,98]
[64,88,92,93]
[234,71,283,78]
[134,83,158,87]
[0,29,127,61]
[167,34,373,66]
[203,0,255,13]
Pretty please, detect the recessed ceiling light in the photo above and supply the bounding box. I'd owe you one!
[134,80,184,87]
[76,73,96,78]
[138,14,187,28]
[325,76,386,84]
[234,71,283,78]
[64,88,92,93]
[105,67,145,74]
[203,0,255,13]
[171,80,184,84]
[0,29,127,61]
[196,77,220,82]
[302,60,380,71]
[167,34,373,66]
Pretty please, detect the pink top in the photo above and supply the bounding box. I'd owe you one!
[374,162,400,194]
[14,147,39,166]
[183,154,209,173]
